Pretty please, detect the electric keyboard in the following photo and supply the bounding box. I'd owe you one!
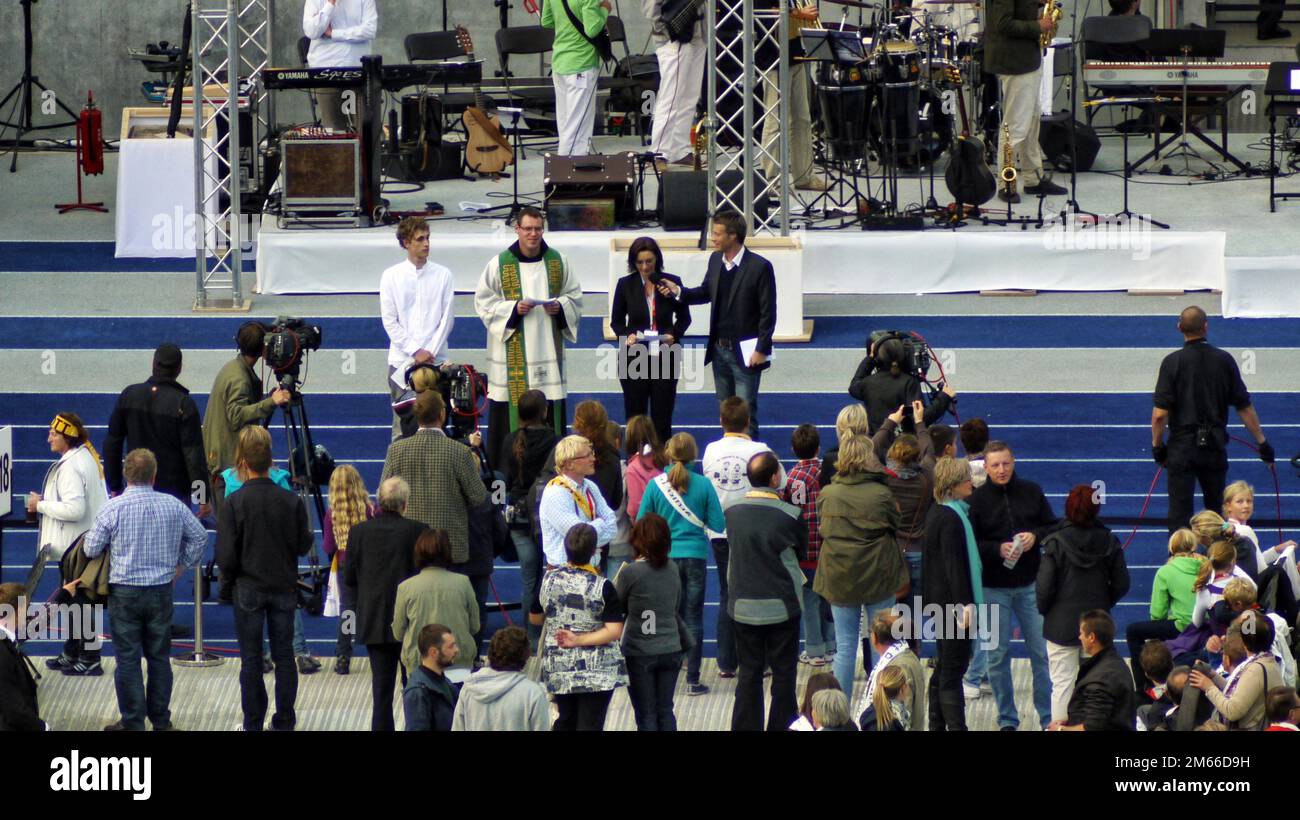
[262,61,482,91]
[1083,61,1270,87]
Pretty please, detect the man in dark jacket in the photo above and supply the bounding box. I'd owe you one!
[726,451,807,731]
[343,476,426,731]
[967,441,1057,730]
[216,427,314,731]
[848,337,955,435]
[1048,610,1136,731]
[403,623,459,731]
[984,0,1066,202]
[103,343,210,514]
[0,583,44,731]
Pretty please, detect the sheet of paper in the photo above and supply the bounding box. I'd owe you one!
[739,337,770,364]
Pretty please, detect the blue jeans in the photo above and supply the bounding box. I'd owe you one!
[800,568,836,657]
[711,539,737,674]
[831,597,895,697]
[512,528,543,647]
[676,557,707,684]
[985,583,1052,730]
[235,583,299,731]
[626,651,683,731]
[711,343,763,439]
[263,608,308,657]
[108,584,175,730]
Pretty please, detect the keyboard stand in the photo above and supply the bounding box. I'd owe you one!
[1128,85,1250,174]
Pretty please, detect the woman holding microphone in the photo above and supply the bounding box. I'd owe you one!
[610,237,691,445]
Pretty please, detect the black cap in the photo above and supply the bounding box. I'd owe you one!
[153,343,183,377]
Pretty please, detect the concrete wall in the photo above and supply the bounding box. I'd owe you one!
[0,0,656,140]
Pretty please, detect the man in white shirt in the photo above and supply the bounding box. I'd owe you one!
[380,216,455,439]
[699,395,785,677]
[302,0,378,131]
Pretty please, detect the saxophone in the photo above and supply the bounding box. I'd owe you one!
[1000,122,1017,198]
[1040,0,1063,49]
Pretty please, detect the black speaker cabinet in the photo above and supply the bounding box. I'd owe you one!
[658,170,771,231]
[1039,117,1100,173]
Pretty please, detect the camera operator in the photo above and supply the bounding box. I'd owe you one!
[848,335,956,435]
[380,391,487,569]
[382,217,455,440]
[1152,306,1274,534]
[202,322,291,516]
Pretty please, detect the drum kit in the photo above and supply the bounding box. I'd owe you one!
[807,0,986,210]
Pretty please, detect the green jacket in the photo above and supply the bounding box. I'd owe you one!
[541,0,609,75]
[1150,555,1202,631]
[201,356,277,475]
[983,0,1043,77]
[393,567,482,675]
[814,471,906,607]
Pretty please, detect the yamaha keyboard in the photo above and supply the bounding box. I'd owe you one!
[262,60,482,91]
[1083,61,1270,87]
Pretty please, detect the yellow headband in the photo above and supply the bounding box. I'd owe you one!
[50,415,105,480]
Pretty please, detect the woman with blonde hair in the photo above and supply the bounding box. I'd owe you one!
[820,403,872,486]
[1124,529,1206,692]
[815,435,903,696]
[1219,482,1300,598]
[323,464,378,674]
[638,432,724,696]
[857,664,910,731]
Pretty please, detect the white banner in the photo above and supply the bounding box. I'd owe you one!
[0,426,12,519]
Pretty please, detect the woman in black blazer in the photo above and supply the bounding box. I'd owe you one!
[610,237,691,443]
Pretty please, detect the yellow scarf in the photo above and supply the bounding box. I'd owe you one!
[548,474,594,519]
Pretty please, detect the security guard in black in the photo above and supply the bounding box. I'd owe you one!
[1151,307,1273,534]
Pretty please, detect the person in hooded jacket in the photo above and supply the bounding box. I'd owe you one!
[1036,485,1130,723]
[453,626,550,731]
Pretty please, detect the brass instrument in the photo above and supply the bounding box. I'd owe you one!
[691,117,709,172]
[999,122,1017,199]
[1040,0,1062,49]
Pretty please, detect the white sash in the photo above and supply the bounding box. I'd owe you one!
[653,473,706,530]
[856,640,909,719]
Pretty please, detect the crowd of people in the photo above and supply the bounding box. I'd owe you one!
[6,206,1299,733]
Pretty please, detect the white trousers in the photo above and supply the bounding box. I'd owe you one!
[1046,640,1081,723]
[650,38,707,163]
[760,61,815,186]
[554,68,599,156]
[997,67,1046,188]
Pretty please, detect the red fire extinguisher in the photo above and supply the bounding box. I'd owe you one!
[79,91,104,175]
[56,90,107,214]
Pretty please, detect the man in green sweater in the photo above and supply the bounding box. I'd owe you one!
[540,0,612,155]
[984,0,1066,203]
[202,322,290,514]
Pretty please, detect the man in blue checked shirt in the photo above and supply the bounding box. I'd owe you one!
[83,448,208,731]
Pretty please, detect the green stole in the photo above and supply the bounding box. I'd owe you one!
[498,245,567,436]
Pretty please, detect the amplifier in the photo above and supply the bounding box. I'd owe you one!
[544,152,637,227]
[282,138,361,210]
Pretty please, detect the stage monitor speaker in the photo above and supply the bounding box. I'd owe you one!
[282,138,361,210]
[1039,117,1100,173]
[545,153,636,226]
[658,170,770,231]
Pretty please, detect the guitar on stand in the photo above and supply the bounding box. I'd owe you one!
[942,67,995,224]
[455,26,514,177]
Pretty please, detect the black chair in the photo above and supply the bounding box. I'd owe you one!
[601,15,649,142]
[1080,16,1153,126]
[404,30,493,118]
[495,26,558,132]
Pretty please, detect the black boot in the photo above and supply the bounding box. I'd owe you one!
[939,692,969,732]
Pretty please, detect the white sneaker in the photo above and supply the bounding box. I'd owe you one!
[980,681,993,695]
[963,682,982,700]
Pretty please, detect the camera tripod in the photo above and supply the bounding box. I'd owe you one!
[0,0,81,172]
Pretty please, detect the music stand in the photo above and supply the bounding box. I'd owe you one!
[1083,96,1170,227]
[0,0,81,172]
[477,107,528,223]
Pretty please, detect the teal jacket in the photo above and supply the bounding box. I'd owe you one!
[638,471,725,560]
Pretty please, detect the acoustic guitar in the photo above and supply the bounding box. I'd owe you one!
[943,72,996,208]
[455,26,514,177]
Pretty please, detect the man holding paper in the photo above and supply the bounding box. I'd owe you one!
[381,217,455,440]
[658,210,776,440]
[475,208,584,472]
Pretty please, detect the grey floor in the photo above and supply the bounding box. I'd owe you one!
[34,655,1045,732]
